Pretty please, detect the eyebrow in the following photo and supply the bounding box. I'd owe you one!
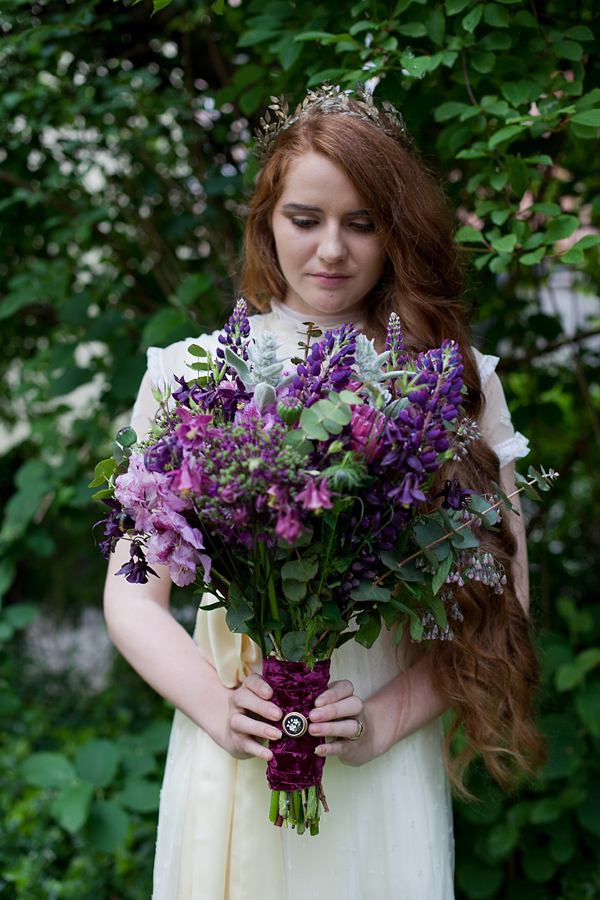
[281,203,371,216]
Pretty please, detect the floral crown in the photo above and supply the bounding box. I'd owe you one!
[254,81,410,163]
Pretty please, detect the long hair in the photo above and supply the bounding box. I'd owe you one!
[242,108,545,793]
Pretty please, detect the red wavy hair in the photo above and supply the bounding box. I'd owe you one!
[241,107,545,793]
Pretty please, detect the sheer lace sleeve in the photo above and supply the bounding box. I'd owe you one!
[472,348,529,467]
[130,332,222,438]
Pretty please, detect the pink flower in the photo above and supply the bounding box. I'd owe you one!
[349,406,386,463]
[275,507,304,543]
[295,477,333,513]
[175,408,214,450]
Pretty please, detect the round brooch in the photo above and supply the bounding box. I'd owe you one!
[281,711,308,738]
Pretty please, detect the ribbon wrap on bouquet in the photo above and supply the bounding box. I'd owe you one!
[262,657,331,791]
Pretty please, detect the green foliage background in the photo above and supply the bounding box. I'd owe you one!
[0,0,598,896]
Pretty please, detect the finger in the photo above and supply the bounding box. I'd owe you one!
[313,679,355,708]
[308,716,363,739]
[231,687,282,722]
[245,673,274,700]
[309,694,363,723]
[230,711,282,744]
[314,739,346,758]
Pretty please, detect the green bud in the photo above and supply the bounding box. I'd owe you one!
[277,396,303,426]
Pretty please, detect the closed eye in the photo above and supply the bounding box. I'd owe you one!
[291,217,319,228]
[349,221,376,232]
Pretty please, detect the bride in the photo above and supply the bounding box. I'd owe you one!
[104,84,545,899]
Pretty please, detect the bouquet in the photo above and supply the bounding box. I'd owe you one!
[93,300,556,835]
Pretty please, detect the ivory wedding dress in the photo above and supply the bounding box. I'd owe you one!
[129,300,529,900]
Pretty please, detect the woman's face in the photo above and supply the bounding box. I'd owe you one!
[271,151,386,319]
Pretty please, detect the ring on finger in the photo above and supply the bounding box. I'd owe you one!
[346,719,364,741]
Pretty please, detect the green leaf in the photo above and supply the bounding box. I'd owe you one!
[432,554,454,595]
[445,0,471,13]
[501,81,531,107]
[396,22,427,37]
[75,739,120,789]
[575,682,600,737]
[570,234,600,250]
[22,752,77,789]
[530,202,561,216]
[462,5,483,32]
[50,782,94,834]
[483,3,509,26]
[491,234,517,253]
[565,25,593,41]
[401,55,432,78]
[554,39,583,61]
[520,247,546,266]
[299,406,330,441]
[282,429,313,457]
[435,101,470,122]
[457,859,504,898]
[488,124,525,148]
[117,777,160,812]
[545,215,579,242]
[522,849,556,884]
[355,616,381,649]
[281,631,307,661]
[226,603,255,631]
[455,225,486,244]
[349,582,391,603]
[282,579,308,604]
[3,603,37,629]
[571,109,600,127]
[86,800,129,853]
[409,615,424,641]
[425,9,445,44]
[281,557,318,582]
[89,457,116,488]
[413,523,451,560]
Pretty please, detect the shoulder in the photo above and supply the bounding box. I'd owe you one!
[146,310,272,386]
[470,346,500,389]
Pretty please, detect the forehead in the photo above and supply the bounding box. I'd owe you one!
[278,151,366,210]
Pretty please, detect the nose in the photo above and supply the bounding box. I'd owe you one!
[318,222,347,264]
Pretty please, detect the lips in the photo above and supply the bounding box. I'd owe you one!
[310,272,351,286]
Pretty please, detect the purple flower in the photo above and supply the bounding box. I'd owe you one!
[116,543,158,584]
[434,478,475,510]
[295,477,333,513]
[175,408,215,450]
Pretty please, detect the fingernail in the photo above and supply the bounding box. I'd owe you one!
[269,707,281,720]
[314,746,326,756]
[311,709,324,722]
[310,724,323,736]
[266,727,281,740]
[261,687,271,699]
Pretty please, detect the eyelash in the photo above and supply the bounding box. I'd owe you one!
[290,218,376,233]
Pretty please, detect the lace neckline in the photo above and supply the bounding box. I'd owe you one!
[268,298,366,332]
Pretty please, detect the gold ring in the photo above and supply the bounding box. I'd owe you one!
[346,719,364,741]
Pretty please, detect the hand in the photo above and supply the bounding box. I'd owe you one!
[226,673,282,761]
[308,679,364,762]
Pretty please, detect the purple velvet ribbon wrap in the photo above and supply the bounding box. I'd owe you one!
[262,657,331,792]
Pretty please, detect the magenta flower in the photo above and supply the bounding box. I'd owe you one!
[349,406,386,463]
[275,507,304,543]
[295,477,333,513]
[175,408,215,450]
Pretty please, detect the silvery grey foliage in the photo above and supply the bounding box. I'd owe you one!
[354,334,391,403]
[253,382,277,414]
[246,331,285,386]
